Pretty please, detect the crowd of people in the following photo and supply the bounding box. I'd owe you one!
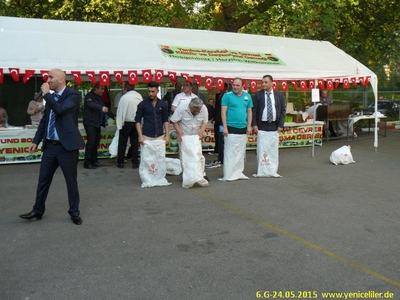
[18,69,287,226]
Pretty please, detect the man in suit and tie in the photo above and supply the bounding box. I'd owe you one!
[19,69,85,225]
[252,74,286,177]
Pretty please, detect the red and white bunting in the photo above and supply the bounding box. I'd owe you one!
[99,71,110,85]
[193,74,202,86]
[359,76,371,86]
[154,70,164,83]
[205,76,213,90]
[249,79,258,92]
[180,73,192,83]
[40,70,49,82]
[350,77,357,88]
[317,79,325,90]
[272,80,278,90]
[343,78,350,89]
[334,78,341,88]
[142,69,152,83]
[9,68,19,82]
[71,71,82,86]
[168,71,176,84]
[300,80,307,91]
[326,79,334,90]
[309,80,315,89]
[23,70,35,83]
[113,71,123,85]
[86,71,96,85]
[128,70,138,85]
[0,68,3,84]
[280,80,288,91]
[216,77,225,91]
[290,80,298,91]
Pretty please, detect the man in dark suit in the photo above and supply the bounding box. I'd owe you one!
[252,75,286,176]
[19,69,85,225]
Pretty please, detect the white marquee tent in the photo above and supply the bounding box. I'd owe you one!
[0,16,380,148]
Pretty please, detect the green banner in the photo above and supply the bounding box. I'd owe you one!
[159,45,285,65]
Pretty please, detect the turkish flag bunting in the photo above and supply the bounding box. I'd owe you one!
[86,71,96,85]
[71,71,82,86]
[290,80,298,91]
[280,80,288,91]
[243,79,248,91]
[142,69,152,83]
[250,79,258,92]
[128,70,138,85]
[318,79,325,90]
[23,70,35,83]
[205,76,213,90]
[350,77,357,88]
[216,77,225,91]
[100,71,110,85]
[193,75,202,86]
[180,73,192,83]
[154,70,164,83]
[359,76,371,86]
[40,70,49,82]
[334,78,341,88]
[228,78,234,84]
[309,80,315,89]
[9,68,20,81]
[326,79,334,90]
[168,71,176,84]
[114,71,123,85]
[343,78,350,89]
[0,68,3,84]
[300,80,307,91]
[272,80,278,90]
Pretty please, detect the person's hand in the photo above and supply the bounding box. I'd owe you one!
[102,106,109,113]
[138,136,145,145]
[253,126,258,134]
[164,135,170,145]
[29,143,37,154]
[223,127,229,136]
[278,127,283,132]
[246,126,252,135]
[177,133,183,143]
[41,83,50,95]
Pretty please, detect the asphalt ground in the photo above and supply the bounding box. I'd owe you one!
[1,130,400,300]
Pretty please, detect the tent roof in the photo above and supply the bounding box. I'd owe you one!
[0,16,376,82]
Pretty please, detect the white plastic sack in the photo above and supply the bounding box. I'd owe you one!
[330,145,355,165]
[108,128,119,158]
[139,140,172,188]
[218,134,249,181]
[253,131,281,178]
[165,157,182,175]
[181,135,208,188]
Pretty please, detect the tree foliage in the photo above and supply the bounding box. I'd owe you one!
[0,0,398,89]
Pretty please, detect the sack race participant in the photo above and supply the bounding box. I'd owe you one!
[181,135,208,188]
[139,140,171,188]
[219,134,249,181]
[253,131,281,178]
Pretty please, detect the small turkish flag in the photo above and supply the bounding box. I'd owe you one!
[309,80,315,89]
[71,71,82,86]
[243,79,248,91]
[326,79,334,90]
[250,79,258,92]
[359,76,371,86]
[9,68,20,81]
[168,71,176,84]
[142,69,152,83]
[272,80,278,90]
[99,71,110,85]
[334,78,341,88]
[154,70,164,83]
[205,76,213,90]
[193,75,202,86]
[343,78,350,89]
[291,80,298,91]
[128,70,138,85]
[300,80,307,91]
[280,80,288,91]
[0,68,3,84]
[86,71,96,85]
[114,71,123,85]
[350,77,357,88]
[318,79,325,90]
[216,77,225,91]
[228,78,234,85]
[40,70,49,82]
[23,70,35,83]
[180,73,192,83]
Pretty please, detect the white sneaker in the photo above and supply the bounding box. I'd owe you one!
[205,162,216,169]
[212,160,222,167]
[208,152,218,156]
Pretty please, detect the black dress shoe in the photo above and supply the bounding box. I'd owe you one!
[71,216,82,225]
[93,162,105,167]
[84,163,97,169]
[19,211,43,220]
[117,163,124,169]
[132,163,139,169]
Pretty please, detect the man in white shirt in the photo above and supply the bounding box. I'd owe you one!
[116,82,143,169]
[171,81,198,112]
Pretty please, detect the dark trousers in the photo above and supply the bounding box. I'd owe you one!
[213,121,222,153]
[33,142,80,217]
[84,124,100,164]
[118,122,139,165]
[259,121,278,131]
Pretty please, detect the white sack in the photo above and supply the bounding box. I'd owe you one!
[181,135,208,188]
[139,140,172,188]
[253,131,281,178]
[330,145,355,165]
[218,134,249,181]
[165,157,182,175]
[108,128,119,158]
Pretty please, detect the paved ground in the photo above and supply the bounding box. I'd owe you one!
[1,130,400,300]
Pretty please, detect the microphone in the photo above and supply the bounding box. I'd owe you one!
[34,91,43,101]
